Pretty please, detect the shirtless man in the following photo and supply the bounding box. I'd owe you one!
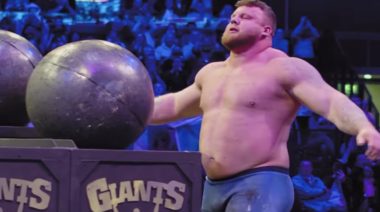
[149,0,380,211]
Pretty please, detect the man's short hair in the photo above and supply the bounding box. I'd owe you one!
[235,0,277,35]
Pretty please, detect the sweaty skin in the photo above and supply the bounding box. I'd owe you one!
[150,5,380,180]
[198,52,296,179]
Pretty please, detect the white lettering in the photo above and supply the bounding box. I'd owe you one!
[165,181,186,210]
[29,178,52,210]
[0,178,52,212]
[87,179,186,212]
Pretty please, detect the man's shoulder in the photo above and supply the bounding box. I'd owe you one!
[269,56,317,80]
[197,61,225,76]
[269,56,304,67]
[267,47,289,58]
[194,61,225,85]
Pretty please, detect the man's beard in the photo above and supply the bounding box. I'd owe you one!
[221,32,257,51]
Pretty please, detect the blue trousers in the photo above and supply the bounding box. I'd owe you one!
[202,166,294,212]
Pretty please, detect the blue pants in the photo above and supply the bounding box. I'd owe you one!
[202,166,294,212]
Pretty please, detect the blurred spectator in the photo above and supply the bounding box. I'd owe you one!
[173,0,191,16]
[161,22,177,40]
[179,32,195,60]
[34,0,75,15]
[49,33,68,50]
[161,0,179,21]
[130,0,156,17]
[359,165,378,212]
[49,0,76,15]
[47,17,70,51]
[142,46,167,96]
[308,112,336,130]
[295,106,313,145]
[131,33,149,60]
[291,16,319,61]
[154,33,179,61]
[189,0,212,16]
[186,43,212,84]
[106,19,127,48]
[160,54,188,92]
[21,3,51,53]
[0,13,24,34]
[182,21,198,41]
[218,4,234,20]
[273,28,289,54]
[314,141,336,176]
[213,4,233,39]
[5,0,28,11]
[293,160,347,212]
[187,0,213,22]
[350,154,379,211]
[131,18,157,48]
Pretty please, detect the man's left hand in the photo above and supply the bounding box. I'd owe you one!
[357,128,380,160]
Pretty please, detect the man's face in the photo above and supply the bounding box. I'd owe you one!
[299,161,313,177]
[221,6,270,50]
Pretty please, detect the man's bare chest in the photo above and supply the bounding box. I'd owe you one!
[199,71,286,110]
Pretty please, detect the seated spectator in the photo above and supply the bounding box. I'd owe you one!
[130,0,156,17]
[308,112,336,130]
[130,16,157,48]
[350,154,379,211]
[160,53,188,92]
[154,33,179,61]
[179,32,195,60]
[291,16,319,61]
[213,4,234,30]
[131,33,149,60]
[187,0,213,22]
[161,0,179,21]
[292,160,347,212]
[173,0,191,17]
[359,165,378,212]
[142,46,167,96]
[273,28,289,54]
[162,22,177,40]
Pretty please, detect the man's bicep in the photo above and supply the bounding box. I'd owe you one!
[291,79,336,117]
[174,83,202,118]
[288,59,337,117]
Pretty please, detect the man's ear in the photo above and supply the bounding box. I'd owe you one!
[262,26,273,37]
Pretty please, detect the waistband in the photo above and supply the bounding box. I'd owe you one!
[207,166,289,182]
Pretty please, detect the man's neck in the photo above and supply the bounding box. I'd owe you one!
[226,39,273,67]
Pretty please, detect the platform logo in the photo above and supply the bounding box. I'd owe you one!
[87,178,186,212]
[0,178,52,212]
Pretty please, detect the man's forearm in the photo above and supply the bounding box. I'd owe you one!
[328,94,375,135]
[149,93,176,125]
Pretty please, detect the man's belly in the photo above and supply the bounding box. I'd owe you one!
[201,150,289,180]
[199,122,290,179]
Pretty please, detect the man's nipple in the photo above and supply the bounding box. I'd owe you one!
[248,101,256,107]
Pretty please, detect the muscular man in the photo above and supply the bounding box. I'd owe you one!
[149,0,380,211]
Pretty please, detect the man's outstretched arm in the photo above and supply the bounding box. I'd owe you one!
[150,83,202,124]
[283,57,380,160]
[149,65,207,125]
